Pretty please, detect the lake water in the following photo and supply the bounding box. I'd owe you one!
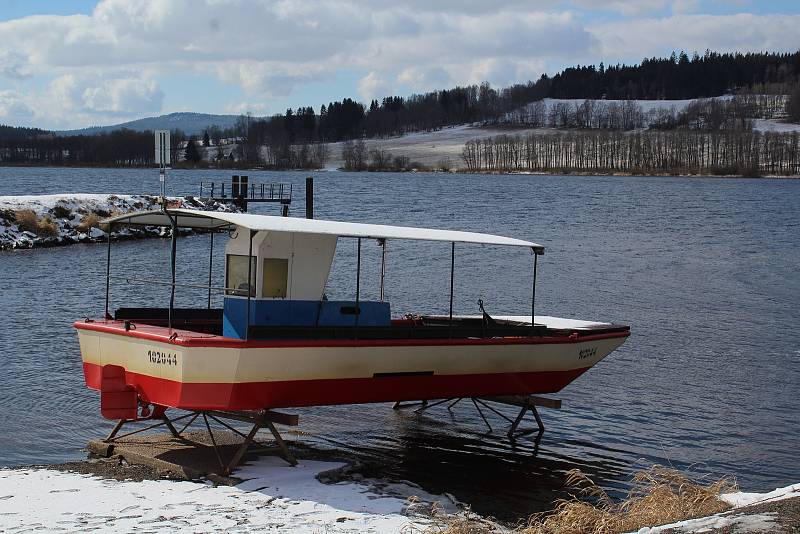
[0,167,798,519]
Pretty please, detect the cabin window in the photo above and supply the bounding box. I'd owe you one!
[262,258,288,298]
[226,254,256,297]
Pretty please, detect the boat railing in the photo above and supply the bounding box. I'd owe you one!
[107,275,245,295]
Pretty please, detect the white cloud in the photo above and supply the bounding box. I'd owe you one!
[570,0,699,16]
[0,0,798,128]
[358,71,392,102]
[0,50,32,79]
[0,74,164,129]
[82,78,163,113]
[0,1,593,95]
[397,66,450,92]
[591,13,800,59]
[213,62,327,98]
[225,101,269,115]
[0,90,34,119]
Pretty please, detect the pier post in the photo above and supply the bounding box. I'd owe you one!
[207,232,214,308]
[531,249,538,331]
[168,214,178,330]
[305,177,314,219]
[105,225,112,319]
[379,239,386,301]
[245,230,253,340]
[449,242,455,337]
[355,238,361,337]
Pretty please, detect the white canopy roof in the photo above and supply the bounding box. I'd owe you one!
[103,209,544,252]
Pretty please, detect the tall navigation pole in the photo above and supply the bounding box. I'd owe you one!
[154,130,171,211]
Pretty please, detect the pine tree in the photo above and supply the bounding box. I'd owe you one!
[185,139,201,162]
[203,130,210,147]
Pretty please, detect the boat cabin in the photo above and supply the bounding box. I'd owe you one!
[101,209,547,341]
[222,224,389,338]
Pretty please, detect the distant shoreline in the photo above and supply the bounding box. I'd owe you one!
[0,163,797,179]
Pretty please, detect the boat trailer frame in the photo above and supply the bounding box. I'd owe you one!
[103,408,298,476]
[393,394,561,438]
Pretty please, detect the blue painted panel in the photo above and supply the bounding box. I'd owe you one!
[223,298,391,339]
[317,301,391,327]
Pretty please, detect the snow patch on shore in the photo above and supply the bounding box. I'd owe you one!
[0,193,236,250]
[0,457,453,532]
[721,483,800,508]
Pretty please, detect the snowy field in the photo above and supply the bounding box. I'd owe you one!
[0,457,456,533]
[1,460,796,533]
[321,97,800,171]
[323,124,552,170]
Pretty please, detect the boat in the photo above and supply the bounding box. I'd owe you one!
[75,209,630,420]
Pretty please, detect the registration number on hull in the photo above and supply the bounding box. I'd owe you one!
[148,349,178,366]
[578,347,597,360]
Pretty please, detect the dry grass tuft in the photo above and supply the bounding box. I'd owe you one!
[77,212,101,232]
[36,216,59,237]
[14,209,39,233]
[523,467,736,534]
[428,466,736,534]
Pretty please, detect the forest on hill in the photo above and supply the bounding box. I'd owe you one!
[1,50,799,172]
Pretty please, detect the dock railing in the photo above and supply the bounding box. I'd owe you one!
[199,177,292,212]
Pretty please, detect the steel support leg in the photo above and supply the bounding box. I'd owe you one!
[471,398,493,432]
[508,402,545,437]
[105,419,127,442]
[202,413,227,473]
[531,404,545,433]
[163,415,181,438]
[225,422,262,474]
[265,421,297,466]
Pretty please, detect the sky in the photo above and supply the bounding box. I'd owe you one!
[0,0,799,130]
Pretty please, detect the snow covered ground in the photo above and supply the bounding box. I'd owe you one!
[323,124,551,170]
[320,97,799,171]
[628,483,800,534]
[0,456,456,533]
[1,460,796,533]
[0,193,236,250]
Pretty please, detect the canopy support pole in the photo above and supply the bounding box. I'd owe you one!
[246,230,253,340]
[449,242,455,338]
[105,225,113,319]
[207,232,214,309]
[531,249,538,332]
[168,215,178,331]
[379,238,386,302]
[355,237,361,336]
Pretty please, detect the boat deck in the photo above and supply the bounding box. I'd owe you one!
[75,307,629,348]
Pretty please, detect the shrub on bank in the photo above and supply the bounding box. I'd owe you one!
[77,213,101,232]
[14,209,39,233]
[36,217,59,237]
[51,204,72,219]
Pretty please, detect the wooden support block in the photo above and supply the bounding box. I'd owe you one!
[87,440,115,457]
[263,410,299,426]
[480,395,561,410]
[207,410,299,427]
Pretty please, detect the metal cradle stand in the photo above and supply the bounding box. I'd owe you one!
[103,409,298,476]
[393,395,561,438]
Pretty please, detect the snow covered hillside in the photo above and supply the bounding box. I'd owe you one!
[321,97,800,171]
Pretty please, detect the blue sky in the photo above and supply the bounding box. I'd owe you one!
[0,0,798,130]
